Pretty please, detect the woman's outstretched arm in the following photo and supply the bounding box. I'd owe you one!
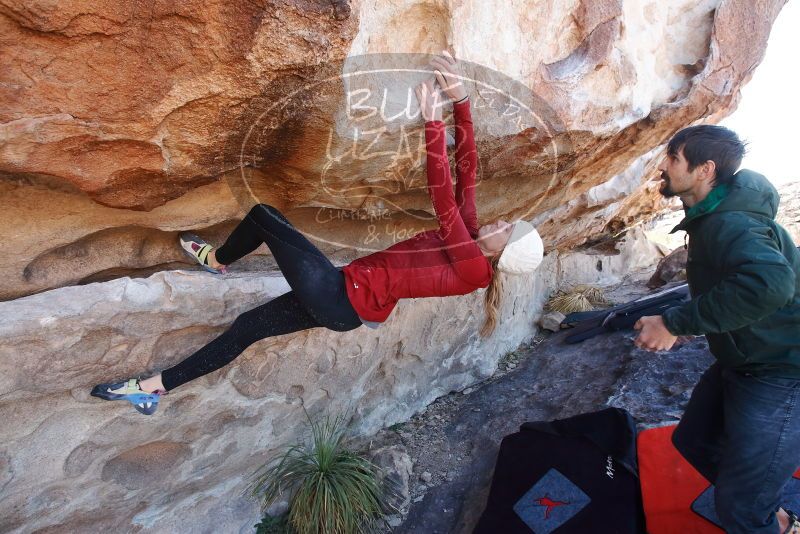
[416,79,490,286]
[452,99,478,237]
[431,51,478,237]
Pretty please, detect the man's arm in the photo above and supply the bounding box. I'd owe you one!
[634,315,678,351]
[662,222,795,336]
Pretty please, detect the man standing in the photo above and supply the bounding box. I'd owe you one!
[634,125,800,533]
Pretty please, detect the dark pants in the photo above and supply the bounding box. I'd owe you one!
[161,204,361,391]
[672,362,800,533]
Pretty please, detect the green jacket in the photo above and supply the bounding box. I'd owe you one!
[662,169,800,378]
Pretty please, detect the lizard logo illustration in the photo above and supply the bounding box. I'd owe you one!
[533,496,570,519]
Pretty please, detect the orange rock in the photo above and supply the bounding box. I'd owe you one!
[0,0,788,302]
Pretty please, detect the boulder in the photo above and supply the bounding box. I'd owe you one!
[0,0,786,300]
[0,231,660,532]
[540,311,567,333]
[0,0,789,530]
[648,247,689,288]
[370,445,414,513]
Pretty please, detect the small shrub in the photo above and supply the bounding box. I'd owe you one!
[546,284,608,313]
[249,412,388,534]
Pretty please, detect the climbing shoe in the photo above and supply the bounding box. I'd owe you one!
[179,233,227,274]
[90,378,164,416]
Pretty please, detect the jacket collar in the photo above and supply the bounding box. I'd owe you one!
[670,183,730,233]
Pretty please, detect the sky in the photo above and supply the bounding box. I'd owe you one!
[720,0,799,185]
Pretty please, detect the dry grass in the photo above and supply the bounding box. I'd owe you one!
[546,285,609,314]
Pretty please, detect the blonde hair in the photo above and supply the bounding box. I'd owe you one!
[480,256,503,337]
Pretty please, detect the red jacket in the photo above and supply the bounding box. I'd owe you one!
[342,100,493,322]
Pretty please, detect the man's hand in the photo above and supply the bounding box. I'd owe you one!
[414,79,443,122]
[634,315,678,352]
[430,50,467,103]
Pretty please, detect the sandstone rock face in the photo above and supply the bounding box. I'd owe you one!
[777,180,800,245]
[0,232,661,533]
[0,0,787,300]
[0,0,788,531]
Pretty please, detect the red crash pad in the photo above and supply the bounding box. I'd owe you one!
[638,424,800,534]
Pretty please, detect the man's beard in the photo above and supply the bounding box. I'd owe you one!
[659,171,677,197]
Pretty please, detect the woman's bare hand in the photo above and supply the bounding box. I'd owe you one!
[414,79,443,122]
[430,50,467,103]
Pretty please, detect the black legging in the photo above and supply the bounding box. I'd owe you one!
[160,204,362,391]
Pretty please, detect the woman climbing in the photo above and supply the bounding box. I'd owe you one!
[91,52,544,415]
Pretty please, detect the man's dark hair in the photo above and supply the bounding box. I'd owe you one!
[667,125,746,185]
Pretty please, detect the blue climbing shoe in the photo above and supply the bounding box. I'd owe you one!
[179,232,227,274]
[91,378,163,416]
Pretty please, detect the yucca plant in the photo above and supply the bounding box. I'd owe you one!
[249,412,388,534]
[546,284,609,313]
